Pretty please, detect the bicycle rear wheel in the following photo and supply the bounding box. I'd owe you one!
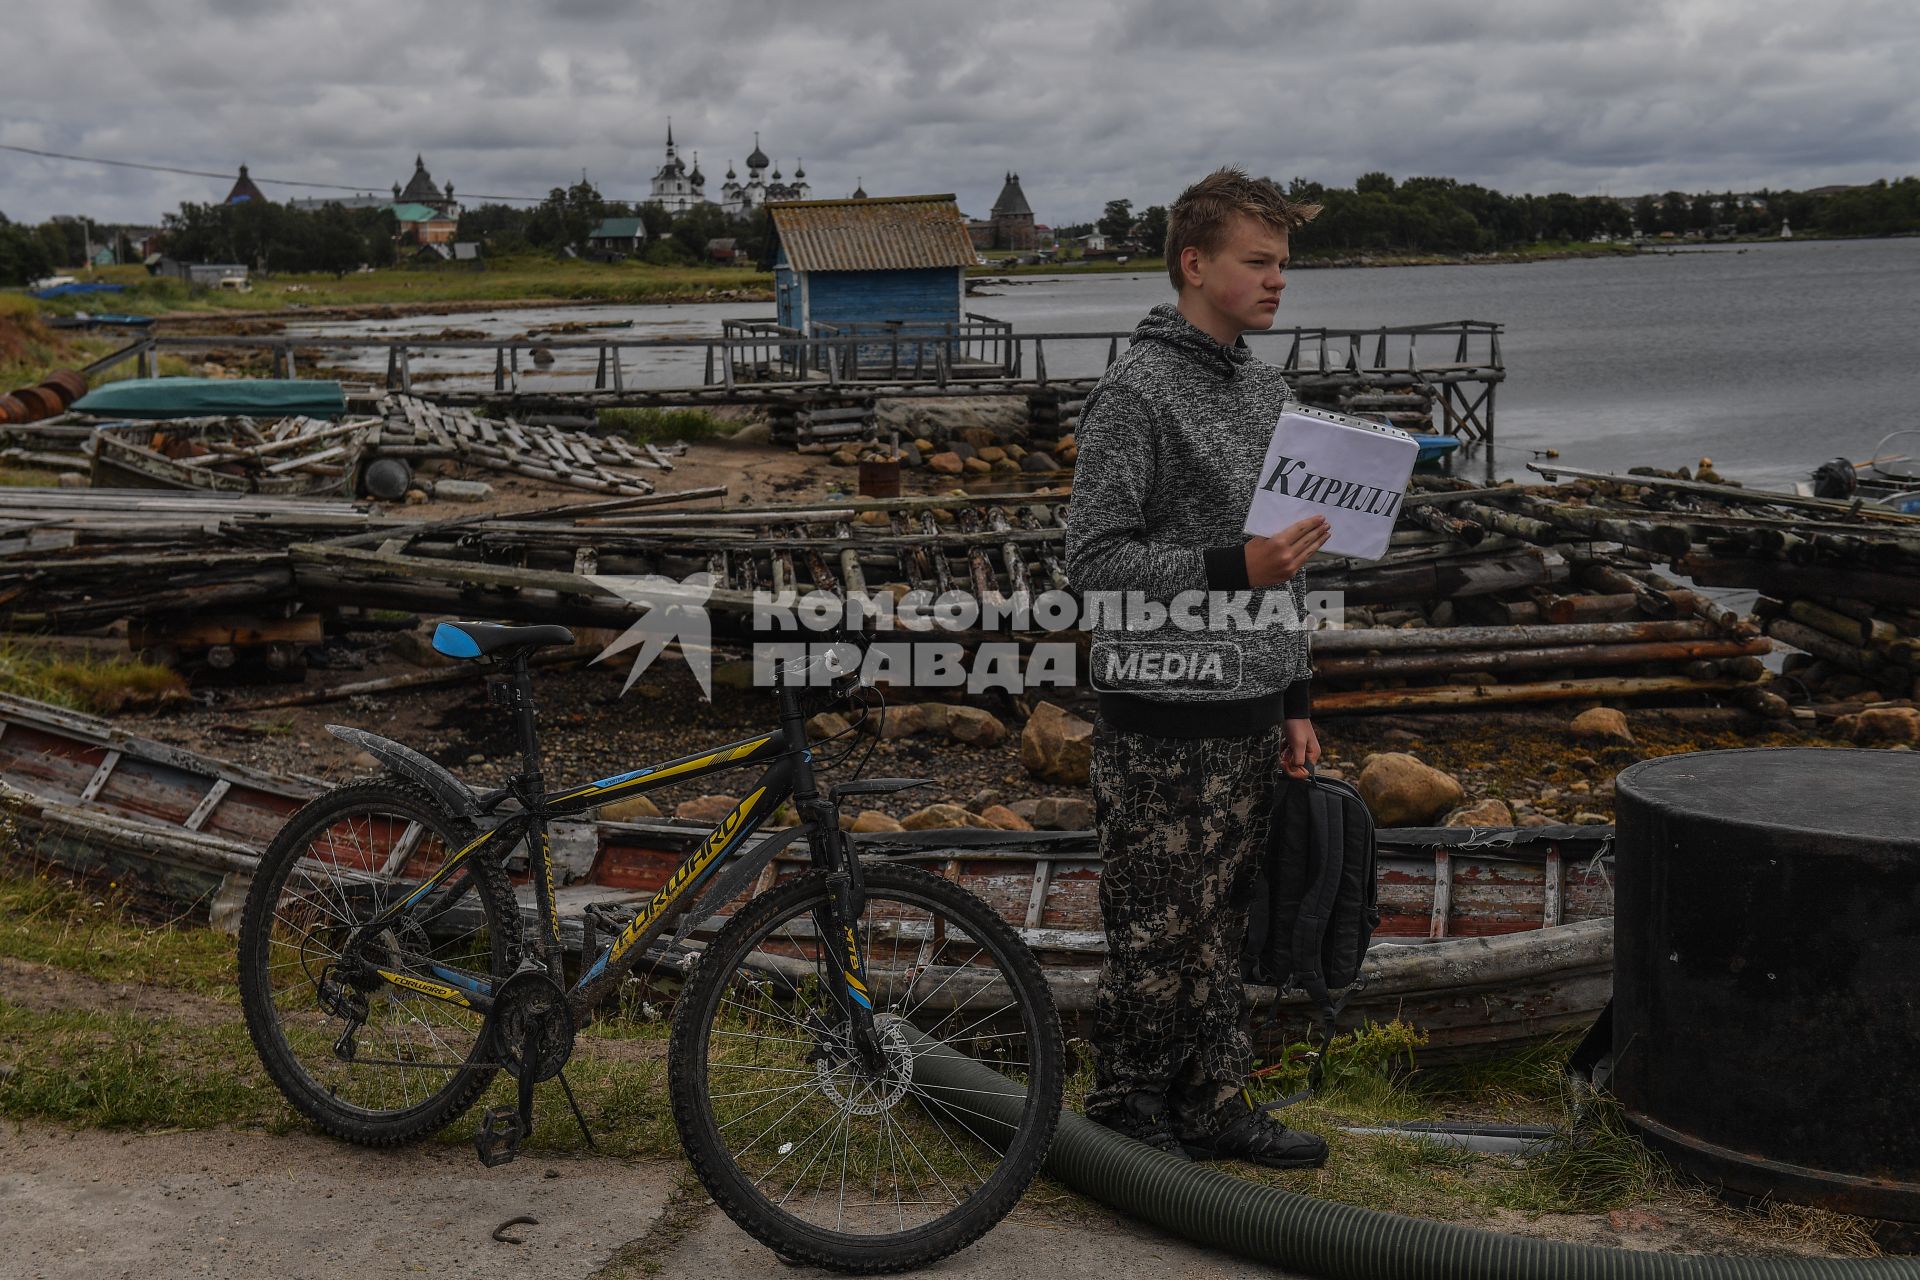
[669,862,1063,1273]
[237,779,520,1145]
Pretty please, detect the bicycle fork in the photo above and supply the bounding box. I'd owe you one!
[811,831,886,1074]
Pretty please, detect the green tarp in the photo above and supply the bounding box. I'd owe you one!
[71,378,349,420]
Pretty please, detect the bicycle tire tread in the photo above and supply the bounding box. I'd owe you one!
[237,777,520,1147]
[669,862,1063,1273]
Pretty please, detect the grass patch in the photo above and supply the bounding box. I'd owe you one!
[13,259,772,320]
[0,1001,283,1130]
[0,878,1884,1255]
[599,406,731,443]
[0,467,64,487]
[0,867,238,995]
[0,638,187,714]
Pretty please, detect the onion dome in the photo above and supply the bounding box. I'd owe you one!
[746,132,770,170]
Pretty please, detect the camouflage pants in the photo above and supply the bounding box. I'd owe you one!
[1083,717,1287,1139]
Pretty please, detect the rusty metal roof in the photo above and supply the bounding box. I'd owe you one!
[767,195,976,272]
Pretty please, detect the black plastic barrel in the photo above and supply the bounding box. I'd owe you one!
[1613,747,1920,1227]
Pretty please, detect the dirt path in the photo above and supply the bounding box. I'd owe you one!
[0,1121,1299,1280]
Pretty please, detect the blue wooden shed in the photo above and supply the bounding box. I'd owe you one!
[766,194,976,346]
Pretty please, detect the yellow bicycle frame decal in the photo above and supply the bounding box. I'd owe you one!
[551,736,773,806]
[374,968,473,1007]
[607,786,769,965]
[396,827,497,909]
[842,924,872,1010]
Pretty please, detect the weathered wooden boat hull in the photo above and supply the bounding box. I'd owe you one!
[0,691,1614,1060]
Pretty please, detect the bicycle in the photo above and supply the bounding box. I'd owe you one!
[237,619,1064,1273]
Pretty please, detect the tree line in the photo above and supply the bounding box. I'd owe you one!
[1056,173,1920,258]
[4,173,1917,286]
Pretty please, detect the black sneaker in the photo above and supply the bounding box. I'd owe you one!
[1181,1102,1328,1169]
[1084,1090,1191,1159]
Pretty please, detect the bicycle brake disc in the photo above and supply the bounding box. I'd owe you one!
[489,970,575,1083]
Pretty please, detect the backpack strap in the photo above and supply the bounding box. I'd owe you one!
[1282,778,1352,1099]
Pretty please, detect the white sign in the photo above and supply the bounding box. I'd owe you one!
[1243,406,1418,561]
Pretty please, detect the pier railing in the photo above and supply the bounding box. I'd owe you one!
[86,318,1506,439]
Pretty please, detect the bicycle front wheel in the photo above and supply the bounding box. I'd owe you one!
[669,862,1063,1273]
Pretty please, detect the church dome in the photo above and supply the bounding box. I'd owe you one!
[746,133,770,170]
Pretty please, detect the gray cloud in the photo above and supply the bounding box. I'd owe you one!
[2,0,1915,227]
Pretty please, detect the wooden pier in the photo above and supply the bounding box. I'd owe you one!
[90,318,1506,441]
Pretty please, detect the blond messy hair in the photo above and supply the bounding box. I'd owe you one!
[1165,166,1321,291]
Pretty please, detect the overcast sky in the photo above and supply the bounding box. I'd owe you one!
[3,0,1916,227]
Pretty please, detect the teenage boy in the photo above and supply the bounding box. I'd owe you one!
[1063,167,1333,1167]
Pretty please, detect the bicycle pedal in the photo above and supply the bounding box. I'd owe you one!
[474,1105,524,1168]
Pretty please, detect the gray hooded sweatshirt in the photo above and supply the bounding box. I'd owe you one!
[1064,302,1313,738]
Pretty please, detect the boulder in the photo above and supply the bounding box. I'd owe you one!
[958,426,998,449]
[1019,701,1094,785]
[1006,797,1043,822]
[861,703,927,739]
[915,702,951,734]
[948,440,978,460]
[1032,795,1095,830]
[831,447,861,466]
[978,804,1034,831]
[1020,451,1060,473]
[807,710,852,740]
[963,456,992,475]
[901,803,991,831]
[599,793,664,822]
[945,705,1008,746]
[1837,706,1920,745]
[1356,753,1465,826]
[977,445,1008,463]
[1444,798,1513,828]
[430,479,492,503]
[674,794,740,824]
[965,788,1004,813]
[927,451,964,476]
[845,809,906,833]
[727,421,773,446]
[1569,706,1634,744]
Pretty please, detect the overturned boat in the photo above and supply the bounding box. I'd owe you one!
[0,690,1611,1062]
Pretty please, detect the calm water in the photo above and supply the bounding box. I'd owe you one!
[292,237,1920,490]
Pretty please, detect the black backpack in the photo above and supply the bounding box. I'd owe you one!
[1242,769,1382,1062]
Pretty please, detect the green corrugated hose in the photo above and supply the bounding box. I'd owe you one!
[908,1035,1920,1280]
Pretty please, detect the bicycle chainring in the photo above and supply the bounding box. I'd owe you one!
[489,970,575,1083]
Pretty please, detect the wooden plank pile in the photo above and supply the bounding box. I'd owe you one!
[274,482,1788,714]
[0,489,375,633]
[368,395,667,496]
